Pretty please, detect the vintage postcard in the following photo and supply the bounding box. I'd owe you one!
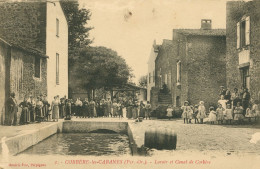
[0,0,259,169]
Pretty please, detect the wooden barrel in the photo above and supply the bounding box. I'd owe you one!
[144,128,177,150]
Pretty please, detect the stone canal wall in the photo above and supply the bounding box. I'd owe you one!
[0,122,63,156]
[0,121,140,156]
[62,121,128,134]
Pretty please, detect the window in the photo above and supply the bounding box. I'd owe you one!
[56,18,59,37]
[237,16,250,49]
[168,72,171,87]
[35,57,41,78]
[240,66,250,90]
[56,53,59,85]
[153,70,155,82]
[165,73,167,84]
[177,61,181,85]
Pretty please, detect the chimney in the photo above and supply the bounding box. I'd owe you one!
[201,19,212,30]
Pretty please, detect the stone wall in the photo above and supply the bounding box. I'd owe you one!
[155,32,226,109]
[187,36,226,109]
[226,0,260,101]
[0,2,47,53]
[10,47,47,103]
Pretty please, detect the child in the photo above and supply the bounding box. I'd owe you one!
[245,104,254,122]
[233,102,244,125]
[225,103,233,125]
[197,101,206,124]
[216,104,225,124]
[166,105,174,120]
[193,105,199,124]
[181,101,193,124]
[208,106,216,124]
[252,100,260,122]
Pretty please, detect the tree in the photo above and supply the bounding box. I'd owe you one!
[60,0,93,60]
[138,75,147,88]
[74,46,133,98]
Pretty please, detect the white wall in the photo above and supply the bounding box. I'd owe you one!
[147,43,157,101]
[46,1,68,101]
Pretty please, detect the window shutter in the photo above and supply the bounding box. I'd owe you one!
[237,22,240,49]
[245,16,250,45]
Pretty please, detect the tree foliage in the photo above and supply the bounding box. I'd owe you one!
[60,0,93,59]
[75,46,133,91]
[138,75,147,88]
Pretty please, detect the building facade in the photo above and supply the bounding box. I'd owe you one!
[0,39,48,125]
[0,0,68,100]
[147,40,159,102]
[226,0,260,101]
[154,20,226,109]
[0,0,68,124]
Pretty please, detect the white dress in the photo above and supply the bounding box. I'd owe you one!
[225,109,233,120]
[218,99,228,110]
[197,105,206,119]
[208,111,217,122]
[166,108,173,117]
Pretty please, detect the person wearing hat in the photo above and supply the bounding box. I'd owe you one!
[181,101,193,124]
[219,86,227,96]
[28,95,36,122]
[6,92,18,125]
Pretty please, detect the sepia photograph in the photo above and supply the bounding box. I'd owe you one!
[0,0,259,168]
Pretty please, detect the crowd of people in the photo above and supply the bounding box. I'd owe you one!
[5,93,71,126]
[5,92,153,126]
[169,86,260,125]
[5,86,260,126]
[71,97,152,120]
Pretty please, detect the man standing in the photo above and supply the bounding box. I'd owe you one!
[6,92,18,125]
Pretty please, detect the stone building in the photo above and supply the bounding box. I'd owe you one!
[147,40,159,102]
[226,0,260,101]
[154,20,226,109]
[0,0,68,124]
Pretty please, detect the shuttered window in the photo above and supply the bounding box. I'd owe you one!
[237,16,250,49]
[245,16,250,45]
[56,53,59,85]
[177,61,181,85]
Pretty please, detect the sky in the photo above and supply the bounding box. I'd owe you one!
[79,0,228,83]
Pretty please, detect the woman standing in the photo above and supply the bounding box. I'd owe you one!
[126,99,133,119]
[42,95,50,121]
[28,96,36,122]
[139,101,145,118]
[19,96,30,125]
[59,97,66,119]
[65,99,72,119]
[51,96,59,122]
[132,101,139,119]
[89,99,96,118]
[35,96,43,122]
[112,99,118,117]
[75,98,83,118]
[100,99,105,117]
[82,98,89,118]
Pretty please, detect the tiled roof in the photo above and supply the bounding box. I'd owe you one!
[174,29,226,36]
[0,38,48,58]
